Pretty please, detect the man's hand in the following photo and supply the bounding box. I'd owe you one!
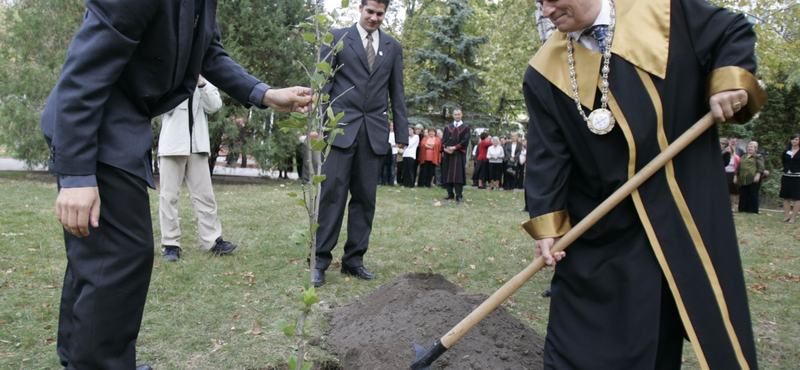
[709,89,748,123]
[397,143,406,149]
[535,237,565,266]
[262,87,313,114]
[56,187,101,237]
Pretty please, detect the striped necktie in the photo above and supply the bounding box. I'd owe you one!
[583,25,609,53]
[366,33,376,71]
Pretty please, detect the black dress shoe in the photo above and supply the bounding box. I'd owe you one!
[341,265,375,280]
[313,269,326,287]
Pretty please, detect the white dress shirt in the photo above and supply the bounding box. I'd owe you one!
[356,23,380,57]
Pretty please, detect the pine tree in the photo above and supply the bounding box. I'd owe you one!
[407,0,489,127]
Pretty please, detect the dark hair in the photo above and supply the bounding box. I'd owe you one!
[480,132,489,140]
[362,0,390,7]
[787,133,800,150]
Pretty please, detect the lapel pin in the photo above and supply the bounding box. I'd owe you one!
[379,51,383,56]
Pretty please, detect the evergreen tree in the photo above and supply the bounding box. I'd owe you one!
[212,0,316,172]
[407,0,489,127]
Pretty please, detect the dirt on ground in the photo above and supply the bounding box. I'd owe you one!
[322,273,544,370]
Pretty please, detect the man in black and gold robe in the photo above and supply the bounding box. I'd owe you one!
[523,0,766,368]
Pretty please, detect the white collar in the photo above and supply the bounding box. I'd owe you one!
[569,0,611,42]
[454,121,463,127]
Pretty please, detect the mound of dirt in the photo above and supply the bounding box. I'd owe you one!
[324,273,544,370]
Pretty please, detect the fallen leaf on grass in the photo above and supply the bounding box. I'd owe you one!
[748,283,768,293]
[775,273,800,282]
[422,246,432,255]
[500,238,508,245]
[233,315,242,319]
[487,257,495,262]
[247,328,263,335]
[469,264,476,270]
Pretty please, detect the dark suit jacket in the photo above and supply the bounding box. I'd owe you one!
[41,0,266,187]
[503,141,522,165]
[321,24,409,154]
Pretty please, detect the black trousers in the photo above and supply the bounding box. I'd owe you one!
[418,162,435,187]
[316,123,383,270]
[738,182,760,213]
[57,162,154,369]
[445,183,464,200]
[402,157,417,188]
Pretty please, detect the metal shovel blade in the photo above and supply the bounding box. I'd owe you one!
[410,340,446,370]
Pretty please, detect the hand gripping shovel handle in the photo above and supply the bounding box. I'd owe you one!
[411,112,716,370]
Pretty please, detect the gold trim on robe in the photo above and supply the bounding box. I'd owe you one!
[707,65,768,124]
[522,210,572,240]
[529,0,671,105]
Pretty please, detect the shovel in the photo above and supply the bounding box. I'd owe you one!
[410,112,716,370]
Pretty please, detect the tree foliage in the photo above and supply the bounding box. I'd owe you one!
[0,0,84,166]
[406,0,489,127]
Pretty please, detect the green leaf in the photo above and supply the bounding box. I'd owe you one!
[302,362,314,370]
[303,288,321,307]
[302,33,315,43]
[335,40,344,52]
[311,138,327,151]
[311,222,319,234]
[298,22,313,29]
[317,14,328,24]
[342,0,349,8]
[289,356,298,368]
[311,73,326,87]
[323,32,334,44]
[296,199,306,208]
[273,320,295,337]
[290,230,310,246]
[287,192,298,198]
[315,62,331,73]
[312,174,327,185]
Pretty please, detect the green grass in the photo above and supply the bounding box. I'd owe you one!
[0,172,797,369]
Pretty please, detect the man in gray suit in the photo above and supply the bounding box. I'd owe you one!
[40,1,311,368]
[313,0,409,287]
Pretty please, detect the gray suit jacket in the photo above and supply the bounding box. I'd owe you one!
[41,0,268,187]
[321,24,409,154]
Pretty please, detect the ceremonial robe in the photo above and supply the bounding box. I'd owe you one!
[522,0,766,368]
[442,123,470,184]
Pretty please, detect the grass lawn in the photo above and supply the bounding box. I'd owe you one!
[0,171,797,369]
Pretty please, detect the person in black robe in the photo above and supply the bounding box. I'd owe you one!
[523,0,767,368]
[441,108,470,203]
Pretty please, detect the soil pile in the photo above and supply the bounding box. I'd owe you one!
[324,273,544,370]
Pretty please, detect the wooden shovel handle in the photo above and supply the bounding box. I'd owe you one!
[441,112,716,348]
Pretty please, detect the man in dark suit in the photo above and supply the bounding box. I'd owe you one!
[313,0,409,287]
[40,1,311,368]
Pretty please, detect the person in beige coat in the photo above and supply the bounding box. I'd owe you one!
[158,76,237,261]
